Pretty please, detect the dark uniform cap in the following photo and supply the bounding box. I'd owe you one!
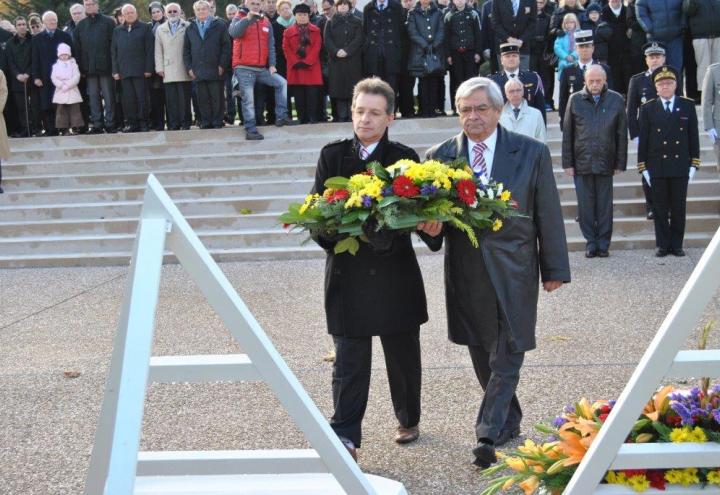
[499,43,520,55]
[652,65,677,83]
[293,3,312,14]
[643,41,666,56]
[575,29,594,46]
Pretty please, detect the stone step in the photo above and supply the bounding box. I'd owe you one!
[0,231,714,268]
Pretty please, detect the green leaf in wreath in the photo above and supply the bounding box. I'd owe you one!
[324,176,350,189]
[378,195,402,208]
[367,161,392,181]
[334,236,360,255]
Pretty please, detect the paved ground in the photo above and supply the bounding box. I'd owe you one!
[1,248,719,495]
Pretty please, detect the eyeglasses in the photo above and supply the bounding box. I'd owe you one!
[167,9,179,13]
[458,105,492,115]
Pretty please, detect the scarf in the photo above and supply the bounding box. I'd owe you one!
[276,15,295,28]
[297,23,311,53]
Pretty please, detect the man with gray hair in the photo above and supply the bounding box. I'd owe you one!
[562,64,627,258]
[64,3,86,40]
[424,76,570,469]
[499,77,546,141]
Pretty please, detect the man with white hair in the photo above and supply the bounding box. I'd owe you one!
[64,3,86,40]
[155,2,192,130]
[31,11,74,135]
[562,64,627,258]
[424,77,570,469]
[499,77,546,141]
[111,4,155,132]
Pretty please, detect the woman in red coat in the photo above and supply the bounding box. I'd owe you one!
[282,3,323,124]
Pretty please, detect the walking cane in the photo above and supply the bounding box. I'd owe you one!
[23,80,31,137]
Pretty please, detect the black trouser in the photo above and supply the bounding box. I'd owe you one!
[12,89,40,135]
[530,51,555,108]
[164,81,192,130]
[196,80,225,128]
[450,50,479,109]
[574,174,614,252]
[652,176,689,250]
[330,332,421,448]
[608,55,632,96]
[468,314,524,443]
[398,71,416,117]
[41,107,57,135]
[683,30,698,98]
[149,84,166,130]
[292,85,321,124]
[121,77,149,129]
[78,76,90,130]
[332,98,350,122]
[372,55,398,96]
[418,75,440,117]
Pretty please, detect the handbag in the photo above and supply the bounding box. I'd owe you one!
[422,48,444,77]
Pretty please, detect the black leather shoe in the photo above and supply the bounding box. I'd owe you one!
[246,129,264,140]
[646,210,654,220]
[597,250,609,258]
[472,441,497,469]
[585,249,597,258]
[275,117,296,127]
[656,248,668,257]
[672,248,686,257]
[495,427,521,447]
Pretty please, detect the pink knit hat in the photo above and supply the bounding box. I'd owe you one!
[57,43,72,56]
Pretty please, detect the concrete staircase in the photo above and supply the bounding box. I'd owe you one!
[1,113,719,267]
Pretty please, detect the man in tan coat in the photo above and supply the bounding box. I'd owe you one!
[155,3,192,130]
[0,69,9,193]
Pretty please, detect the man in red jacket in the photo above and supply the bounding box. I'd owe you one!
[229,0,294,140]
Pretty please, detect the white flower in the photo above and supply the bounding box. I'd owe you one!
[497,182,504,194]
[487,188,495,200]
[477,189,486,198]
[470,200,478,208]
[479,175,489,186]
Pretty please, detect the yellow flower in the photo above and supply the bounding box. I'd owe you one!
[680,468,699,486]
[665,470,684,484]
[689,427,707,442]
[449,168,472,181]
[670,426,707,443]
[669,428,689,443]
[500,190,512,201]
[626,475,650,493]
[348,174,372,192]
[299,203,309,214]
[707,470,720,485]
[606,471,619,484]
[492,218,503,231]
[344,192,362,209]
[518,475,539,495]
[502,478,516,491]
[504,457,527,472]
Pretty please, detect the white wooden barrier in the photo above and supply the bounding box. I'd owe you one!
[565,226,720,494]
[83,175,406,495]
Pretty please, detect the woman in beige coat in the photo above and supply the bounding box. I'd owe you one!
[0,68,10,193]
[154,3,192,130]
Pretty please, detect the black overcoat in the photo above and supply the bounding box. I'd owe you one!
[31,29,74,110]
[491,0,537,53]
[312,133,431,337]
[425,126,571,352]
[362,0,405,76]
[111,21,155,78]
[324,13,364,99]
[75,14,116,76]
[183,18,231,82]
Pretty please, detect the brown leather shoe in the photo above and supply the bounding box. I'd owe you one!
[394,425,420,444]
[339,437,357,462]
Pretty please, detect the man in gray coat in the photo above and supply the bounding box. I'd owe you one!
[562,65,628,258]
[701,62,720,178]
[424,76,570,469]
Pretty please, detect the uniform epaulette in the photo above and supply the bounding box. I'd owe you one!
[679,96,695,102]
[641,97,657,106]
[323,138,351,148]
[637,162,647,173]
[691,158,701,168]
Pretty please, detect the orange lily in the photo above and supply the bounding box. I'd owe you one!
[643,385,674,421]
[518,475,540,495]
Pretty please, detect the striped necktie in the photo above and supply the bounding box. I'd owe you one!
[472,142,488,177]
[359,146,370,160]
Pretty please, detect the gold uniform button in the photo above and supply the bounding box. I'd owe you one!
[675,155,679,158]
[663,141,667,145]
[663,154,667,158]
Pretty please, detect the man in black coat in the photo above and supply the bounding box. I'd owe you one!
[31,11,74,136]
[445,0,483,107]
[626,42,677,219]
[111,5,155,132]
[601,0,632,95]
[491,0,536,70]
[481,0,499,74]
[184,1,231,129]
[312,78,436,459]
[562,65,628,258]
[362,0,405,93]
[530,0,555,110]
[558,30,613,128]
[490,43,546,122]
[6,17,39,137]
[75,0,117,133]
[424,76,570,469]
[638,65,700,257]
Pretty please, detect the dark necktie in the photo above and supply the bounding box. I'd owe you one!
[513,107,520,119]
[509,73,516,78]
[581,64,587,72]
[665,101,672,113]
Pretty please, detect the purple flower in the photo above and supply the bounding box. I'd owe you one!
[382,187,394,197]
[563,405,576,415]
[553,416,568,428]
[420,184,438,196]
[362,195,373,208]
[608,400,617,408]
[670,401,695,426]
[713,409,720,423]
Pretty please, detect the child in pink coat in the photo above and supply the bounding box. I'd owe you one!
[51,43,84,134]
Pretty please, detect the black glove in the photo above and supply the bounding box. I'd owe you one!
[313,230,346,251]
[293,61,311,69]
[361,219,394,253]
[296,47,306,58]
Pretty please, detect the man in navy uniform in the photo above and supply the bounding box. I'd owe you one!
[557,30,613,128]
[627,42,680,219]
[490,42,546,123]
[638,65,700,257]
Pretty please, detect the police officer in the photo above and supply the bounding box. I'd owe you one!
[490,42,546,123]
[627,42,681,219]
[558,30,613,128]
[638,65,700,258]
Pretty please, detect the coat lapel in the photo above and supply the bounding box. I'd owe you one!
[490,126,521,185]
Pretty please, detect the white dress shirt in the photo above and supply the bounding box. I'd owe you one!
[467,129,498,179]
[505,70,519,79]
[360,141,380,158]
[661,95,676,112]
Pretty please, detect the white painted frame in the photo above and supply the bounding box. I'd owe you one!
[565,226,720,494]
[84,175,383,495]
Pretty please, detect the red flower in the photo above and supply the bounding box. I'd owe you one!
[667,415,682,426]
[455,179,477,205]
[393,176,420,197]
[623,470,647,478]
[600,405,612,414]
[327,189,350,203]
[282,223,290,229]
[647,470,666,490]
[599,413,609,422]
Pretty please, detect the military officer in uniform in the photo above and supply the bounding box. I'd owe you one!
[638,65,700,257]
[490,43,546,123]
[626,42,680,219]
[557,30,613,128]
